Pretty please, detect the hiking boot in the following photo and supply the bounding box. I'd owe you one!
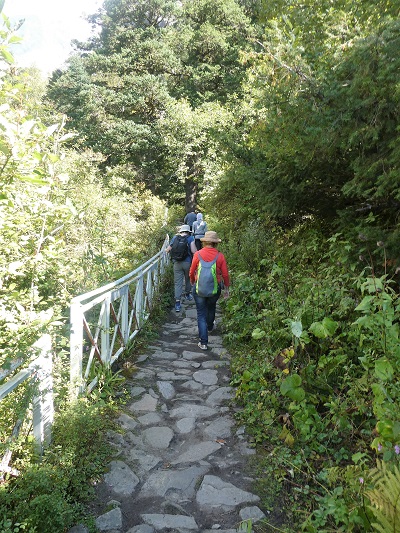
[175,301,181,312]
[197,342,208,351]
[185,293,193,301]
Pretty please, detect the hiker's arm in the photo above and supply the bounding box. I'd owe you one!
[190,241,197,255]
[189,254,199,284]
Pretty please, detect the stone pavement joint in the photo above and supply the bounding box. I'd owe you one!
[68,299,266,533]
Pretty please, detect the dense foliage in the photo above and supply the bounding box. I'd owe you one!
[1,0,400,530]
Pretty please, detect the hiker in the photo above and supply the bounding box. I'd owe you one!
[189,231,230,350]
[166,224,197,312]
[184,210,197,232]
[192,212,208,251]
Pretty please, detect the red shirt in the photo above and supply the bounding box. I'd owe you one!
[189,247,230,287]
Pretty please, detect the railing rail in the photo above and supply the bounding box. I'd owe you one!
[70,236,170,396]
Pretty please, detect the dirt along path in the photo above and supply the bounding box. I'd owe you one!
[68,297,267,533]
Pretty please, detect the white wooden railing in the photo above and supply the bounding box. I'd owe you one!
[0,236,170,474]
[0,334,53,474]
[70,236,170,396]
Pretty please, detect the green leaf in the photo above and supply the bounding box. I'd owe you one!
[291,320,302,338]
[352,452,367,464]
[309,317,338,338]
[280,374,305,401]
[242,370,252,382]
[355,295,375,312]
[252,327,266,339]
[9,36,23,44]
[376,420,394,439]
[0,141,10,155]
[374,358,394,381]
[0,46,14,64]
[288,387,306,401]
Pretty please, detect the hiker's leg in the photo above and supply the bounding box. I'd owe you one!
[182,261,191,295]
[195,239,202,251]
[173,261,184,300]
[205,290,221,330]
[193,292,208,345]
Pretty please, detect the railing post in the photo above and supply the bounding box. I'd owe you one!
[121,286,129,344]
[32,334,53,455]
[136,274,144,329]
[70,300,84,397]
[101,296,110,366]
[146,269,153,307]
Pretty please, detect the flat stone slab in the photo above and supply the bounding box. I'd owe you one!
[193,369,218,385]
[95,507,122,531]
[169,404,218,419]
[131,386,147,397]
[104,460,139,496]
[157,371,190,381]
[151,351,178,360]
[141,514,198,530]
[203,416,234,439]
[129,394,158,412]
[156,381,176,399]
[239,505,266,522]
[128,449,161,475]
[139,465,209,498]
[126,526,155,533]
[196,475,260,510]
[171,360,193,368]
[182,350,208,360]
[137,412,163,426]
[180,380,204,391]
[171,441,222,464]
[206,387,234,406]
[135,369,156,380]
[143,426,174,449]
[176,417,196,434]
[118,413,139,431]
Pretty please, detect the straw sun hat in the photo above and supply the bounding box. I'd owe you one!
[200,231,221,243]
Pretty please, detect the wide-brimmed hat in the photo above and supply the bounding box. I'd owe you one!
[200,231,221,243]
[179,224,191,233]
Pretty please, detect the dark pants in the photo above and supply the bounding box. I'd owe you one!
[195,239,202,251]
[193,287,221,345]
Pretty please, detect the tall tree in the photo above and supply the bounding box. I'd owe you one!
[47,0,254,207]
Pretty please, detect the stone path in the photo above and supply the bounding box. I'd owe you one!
[69,299,266,533]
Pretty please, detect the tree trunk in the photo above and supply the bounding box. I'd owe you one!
[185,178,197,212]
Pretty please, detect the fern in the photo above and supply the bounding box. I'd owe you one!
[366,460,400,533]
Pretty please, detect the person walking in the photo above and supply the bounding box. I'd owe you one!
[184,211,197,232]
[166,224,197,312]
[189,231,230,350]
[192,212,208,251]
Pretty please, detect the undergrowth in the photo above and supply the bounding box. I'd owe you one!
[222,218,400,532]
[0,398,117,533]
